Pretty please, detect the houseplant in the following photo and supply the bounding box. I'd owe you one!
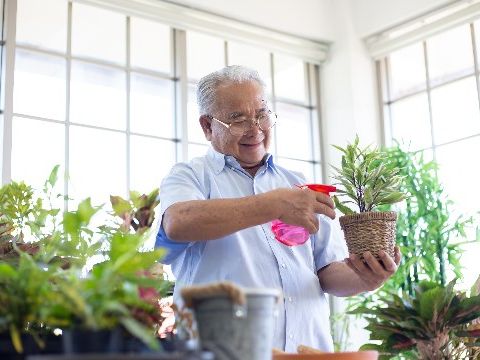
[331,136,406,258]
[352,279,480,359]
[332,146,479,354]
[0,167,172,356]
[47,188,172,353]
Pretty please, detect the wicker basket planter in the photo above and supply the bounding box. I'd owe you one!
[339,211,397,259]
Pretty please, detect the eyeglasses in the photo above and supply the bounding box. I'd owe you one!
[209,110,277,136]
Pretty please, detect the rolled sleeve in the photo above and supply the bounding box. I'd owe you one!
[312,215,348,271]
[155,163,207,263]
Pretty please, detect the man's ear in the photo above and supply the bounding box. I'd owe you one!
[199,115,212,141]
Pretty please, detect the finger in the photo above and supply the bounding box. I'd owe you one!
[378,250,397,272]
[348,253,372,274]
[394,246,402,265]
[301,214,319,234]
[313,203,336,220]
[315,192,335,209]
[346,256,375,284]
[363,252,388,275]
[309,215,319,234]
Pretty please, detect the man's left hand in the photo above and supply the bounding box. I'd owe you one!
[346,246,401,292]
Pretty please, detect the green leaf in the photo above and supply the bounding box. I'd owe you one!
[47,165,60,188]
[110,195,132,217]
[77,198,97,224]
[120,317,159,350]
[333,196,354,215]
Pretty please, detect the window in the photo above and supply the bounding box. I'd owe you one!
[2,0,325,213]
[380,23,480,288]
[9,0,177,208]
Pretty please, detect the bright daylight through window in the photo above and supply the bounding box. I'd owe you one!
[380,22,480,289]
[7,0,322,211]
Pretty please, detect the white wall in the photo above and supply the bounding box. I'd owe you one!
[350,0,455,37]
[169,0,337,42]
[321,0,380,171]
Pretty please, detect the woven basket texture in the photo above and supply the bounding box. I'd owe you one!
[339,211,397,259]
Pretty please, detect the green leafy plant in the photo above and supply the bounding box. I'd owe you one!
[381,146,476,289]
[351,280,480,359]
[331,136,405,215]
[0,166,62,261]
[0,167,171,353]
[331,146,480,354]
[110,189,160,234]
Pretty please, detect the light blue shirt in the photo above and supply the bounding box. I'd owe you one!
[156,147,347,352]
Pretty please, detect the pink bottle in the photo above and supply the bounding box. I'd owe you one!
[271,184,336,246]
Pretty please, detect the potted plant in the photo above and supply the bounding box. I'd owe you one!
[0,167,173,356]
[331,136,406,259]
[0,167,70,357]
[330,146,479,352]
[351,279,480,359]
[54,192,171,354]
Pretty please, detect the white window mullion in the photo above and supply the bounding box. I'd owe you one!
[1,0,17,185]
[173,29,188,162]
[64,0,72,210]
[125,15,131,194]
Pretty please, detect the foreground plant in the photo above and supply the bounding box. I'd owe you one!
[0,166,172,354]
[352,280,480,359]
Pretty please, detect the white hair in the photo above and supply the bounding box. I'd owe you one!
[196,65,266,116]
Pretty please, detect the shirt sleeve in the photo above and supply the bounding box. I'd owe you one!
[312,215,348,271]
[155,162,207,264]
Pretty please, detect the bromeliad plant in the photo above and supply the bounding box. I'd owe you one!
[331,136,406,259]
[352,280,480,359]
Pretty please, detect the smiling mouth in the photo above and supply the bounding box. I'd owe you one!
[241,143,262,147]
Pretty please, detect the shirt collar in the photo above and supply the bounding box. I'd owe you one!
[206,146,276,175]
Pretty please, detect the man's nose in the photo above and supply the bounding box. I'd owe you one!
[245,119,262,135]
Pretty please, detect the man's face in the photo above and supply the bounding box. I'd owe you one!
[201,81,272,169]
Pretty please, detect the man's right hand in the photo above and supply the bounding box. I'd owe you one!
[267,188,336,234]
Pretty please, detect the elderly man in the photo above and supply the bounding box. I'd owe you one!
[156,65,400,352]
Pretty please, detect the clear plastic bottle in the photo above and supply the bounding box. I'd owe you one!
[271,184,336,246]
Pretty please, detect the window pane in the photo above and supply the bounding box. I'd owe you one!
[16,0,67,52]
[72,3,125,64]
[70,61,126,130]
[14,50,65,120]
[130,135,176,194]
[389,43,426,99]
[275,103,311,159]
[390,93,432,151]
[431,77,480,145]
[436,137,480,221]
[188,84,208,144]
[457,242,480,290]
[427,24,474,86]
[228,41,272,94]
[131,17,171,74]
[187,31,225,80]
[11,117,64,191]
[274,54,305,103]
[69,126,126,206]
[188,143,209,160]
[436,138,480,291]
[277,157,314,183]
[130,73,174,138]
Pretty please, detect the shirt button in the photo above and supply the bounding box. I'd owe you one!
[281,263,286,269]
[289,334,294,339]
[288,297,293,302]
